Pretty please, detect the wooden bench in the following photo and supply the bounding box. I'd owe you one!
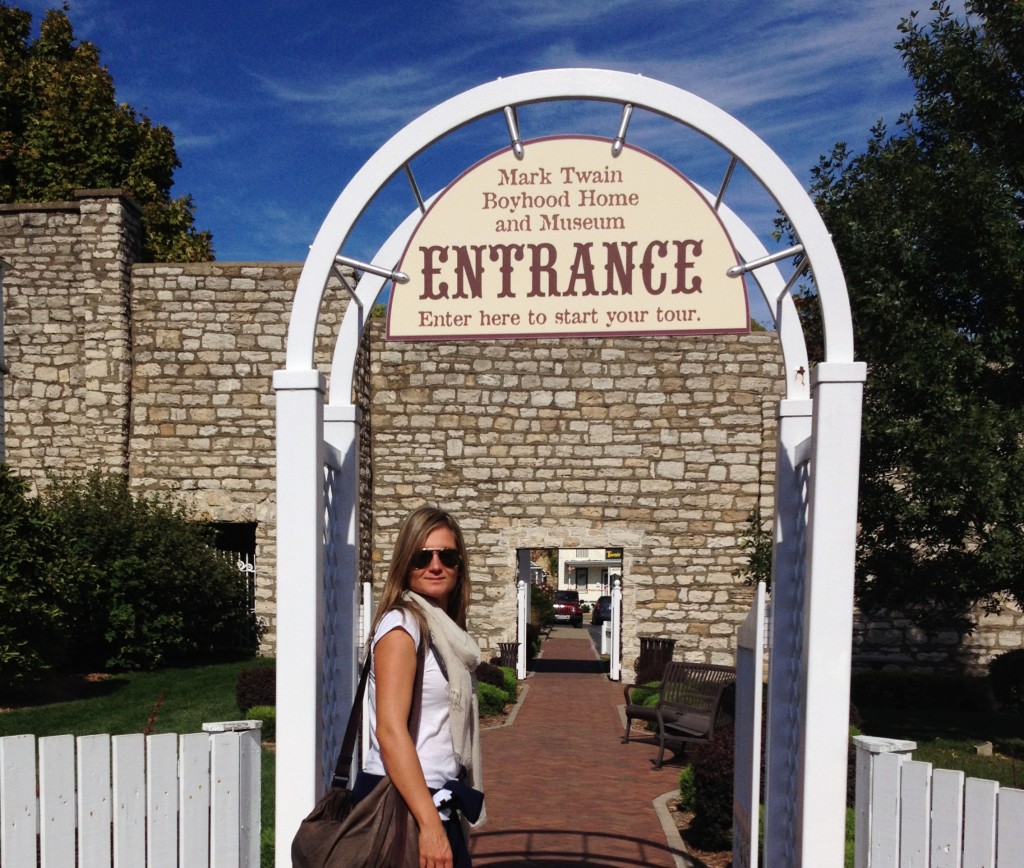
[622,661,736,769]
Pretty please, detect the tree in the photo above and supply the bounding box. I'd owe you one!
[734,507,773,590]
[807,1,1024,632]
[0,3,212,261]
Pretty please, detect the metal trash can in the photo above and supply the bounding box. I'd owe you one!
[498,642,518,668]
[637,637,676,684]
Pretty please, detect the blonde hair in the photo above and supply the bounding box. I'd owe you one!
[373,506,471,631]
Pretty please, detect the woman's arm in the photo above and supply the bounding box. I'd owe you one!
[374,627,453,868]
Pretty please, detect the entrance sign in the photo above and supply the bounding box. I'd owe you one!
[387,135,750,341]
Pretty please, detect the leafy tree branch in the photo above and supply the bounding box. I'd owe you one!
[0,3,212,261]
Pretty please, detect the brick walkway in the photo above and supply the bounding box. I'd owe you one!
[469,627,685,867]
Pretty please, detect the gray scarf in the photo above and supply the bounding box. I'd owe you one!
[404,591,483,796]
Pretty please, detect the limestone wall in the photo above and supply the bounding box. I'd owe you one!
[1,190,141,480]
[10,190,1017,676]
[0,194,354,652]
[853,600,1024,675]
[367,324,783,669]
[3,190,786,668]
[128,261,352,649]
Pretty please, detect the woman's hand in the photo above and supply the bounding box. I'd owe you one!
[418,823,453,868]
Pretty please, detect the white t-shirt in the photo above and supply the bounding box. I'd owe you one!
[362,609,461,788]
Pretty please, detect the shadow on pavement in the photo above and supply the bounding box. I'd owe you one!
[471,827,686,867]
[529,625,611,675]
[529,657,608,675]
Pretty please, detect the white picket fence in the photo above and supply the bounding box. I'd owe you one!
[0,722,261,868]
[854,735,1024,867]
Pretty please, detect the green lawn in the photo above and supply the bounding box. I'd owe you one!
[857,705,1024,789]
[0,658,277,867]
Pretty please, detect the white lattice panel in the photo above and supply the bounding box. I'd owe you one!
[321,462,347,787]
[765,455,810,866]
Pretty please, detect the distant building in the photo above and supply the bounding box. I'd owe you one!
[557,548,622,605]
[528,561,547,585]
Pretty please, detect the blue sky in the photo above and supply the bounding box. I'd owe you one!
[17,0,927,271]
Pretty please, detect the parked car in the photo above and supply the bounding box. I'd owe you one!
[552,590,583,628]
[591,595,612,625]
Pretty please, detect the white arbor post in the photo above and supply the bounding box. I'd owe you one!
[797,362,867,866]
[273,369,326,868]
[610,574,622,681]
[515,549,530,680]
[735,582,767,868]
[360,580,375,766]
[516,577,528,681]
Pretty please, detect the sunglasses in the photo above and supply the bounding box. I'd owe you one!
[411,548,462,570]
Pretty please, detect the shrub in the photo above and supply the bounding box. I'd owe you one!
[526,623,542,661]
[678,765,696,811]
[530,583,554,627]
[989,649,1024,709]
[41,471,256,671]
[850,669,992,712]
[475,661,505,691]
[733,507,773,589]
[690,724,735,850]
[629,681,661,707]
[499,666,518,702]
[477,681,507,717]
[237,665,276,712]
[246,705,276,743]
[623,681,662,734]
[0,465,84,688]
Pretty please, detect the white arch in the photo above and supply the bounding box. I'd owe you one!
[276,69,865,868]
[286,68,852,373]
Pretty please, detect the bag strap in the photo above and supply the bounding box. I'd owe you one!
[331,626,427,790]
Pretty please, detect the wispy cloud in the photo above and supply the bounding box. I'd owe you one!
[8,0,943,261]
[252,66,457,138]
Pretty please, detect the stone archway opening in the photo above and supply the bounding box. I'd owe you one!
[510,545,623,681]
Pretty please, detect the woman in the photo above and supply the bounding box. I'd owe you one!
[353,506,483,868]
